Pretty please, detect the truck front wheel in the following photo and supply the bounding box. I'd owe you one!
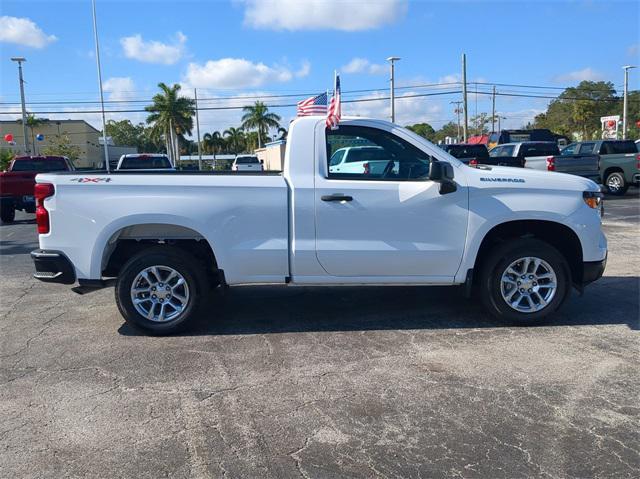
[479,239,570,324]
[0,201,15,223]
[115,246,208,334]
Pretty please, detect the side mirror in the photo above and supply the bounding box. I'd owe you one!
[428,161,456,194]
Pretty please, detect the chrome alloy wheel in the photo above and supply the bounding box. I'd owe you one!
[500,257,557,313]
[607,175,622,192]
[130,265,190,322]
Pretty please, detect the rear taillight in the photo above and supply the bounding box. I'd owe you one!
[636,154,640,169]
[546,156,555,171]
[35,183,54,234]
[363,162,370,175]
[469,159,478,167]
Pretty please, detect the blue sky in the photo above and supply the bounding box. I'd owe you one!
[1,0,638,136]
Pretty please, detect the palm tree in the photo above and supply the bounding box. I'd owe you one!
[277,127,288,141]
[223,127,245,154]
[145,83,195,165]
[241,101,281,149]
[202,131,223,157]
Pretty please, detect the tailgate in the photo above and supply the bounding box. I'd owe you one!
[0,172,37,196]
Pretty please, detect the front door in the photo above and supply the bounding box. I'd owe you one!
[314,124,468,279]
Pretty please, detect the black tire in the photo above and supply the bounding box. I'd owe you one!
[0,201,15,223]
[604,171,628,196]
[115,246,208,335]
[479,238,571,325]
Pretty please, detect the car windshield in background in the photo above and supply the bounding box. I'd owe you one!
[446,145,489,158]
[236,157,259,164]
[11,159,68,172]
[120,156,171,169]
[602,141,637,154]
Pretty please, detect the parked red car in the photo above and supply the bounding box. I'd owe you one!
[0,155,74,223]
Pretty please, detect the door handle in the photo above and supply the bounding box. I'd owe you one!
[321,194,353,202]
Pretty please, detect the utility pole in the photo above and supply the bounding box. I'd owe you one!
[91,0,110,172]
[194,88,203,170]
[10,57,29,154]
[462,53,468,142]
[450,100,463,141]
[387,57,400,123]
[622,65,637,140]
[491,85,496,133]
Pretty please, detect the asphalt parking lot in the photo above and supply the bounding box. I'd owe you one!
[1,192,639,478]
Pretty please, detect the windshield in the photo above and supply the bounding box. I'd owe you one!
[11,159,68,172]
[236,156,259,164]
[119,156,172,169]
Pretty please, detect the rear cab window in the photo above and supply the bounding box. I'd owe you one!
[120,156,172,169]
[235,156,260,164]
[578,143,595,155]
[11,158,69,172]
[520,143,559,157]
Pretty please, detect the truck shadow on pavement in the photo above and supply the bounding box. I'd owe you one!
[118,275,639,336]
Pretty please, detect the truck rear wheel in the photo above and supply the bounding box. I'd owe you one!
[115,246,208,335]
[604,171,628,196]
[479,238,570,324]
[1,201,15,223]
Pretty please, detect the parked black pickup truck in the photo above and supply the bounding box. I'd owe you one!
[439,144,490,165]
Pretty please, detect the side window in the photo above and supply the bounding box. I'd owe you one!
[578,143,595,155]
[489,146,502,157]
[501,145,515,156]
[326,126,432,181]
[561,144,577,155]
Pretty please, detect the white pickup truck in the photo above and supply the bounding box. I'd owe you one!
[31,117,607,334]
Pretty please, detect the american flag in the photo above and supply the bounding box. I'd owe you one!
[297,93,327,116]
[326,73,341,130]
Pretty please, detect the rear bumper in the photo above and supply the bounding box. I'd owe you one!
[633,173,639,183]
[582,254,606,287]
[31,249,76,284]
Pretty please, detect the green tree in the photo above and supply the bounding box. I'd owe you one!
[41,134,81,163]
[625,90,640,140]
[203,131,223,156]
[16,115,49,155]
[105,119,142,148]
[433,122,460,143]
[145,83,195,164]
[223,127,245,154]
[0,149,14,171]
[405,123,436,141]
[241,101,281,148]
[533,81,617,140]
[277,127,288,141]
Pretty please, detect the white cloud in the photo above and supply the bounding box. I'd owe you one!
[628,43,639,57]
[554,67,603,83]
[296,60,311,78]
[341,58,386,75]
[240,0,408,31]
[184,58,305,89]
[0,16,57,48]
[120,32,186,65]
[103,77,136,102]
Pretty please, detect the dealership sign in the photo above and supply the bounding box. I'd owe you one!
[600,115,620,139]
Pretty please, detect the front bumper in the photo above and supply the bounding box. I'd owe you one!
[31,249,76,284]
[582,254,606,286]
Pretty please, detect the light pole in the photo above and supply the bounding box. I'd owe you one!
[497,115,507,132]
[11,57,30,154]
[91,0,110,171]
[622,65,636,140]
[387,57,400,123]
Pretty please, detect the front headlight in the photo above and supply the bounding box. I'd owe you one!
[583,190,604,216]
